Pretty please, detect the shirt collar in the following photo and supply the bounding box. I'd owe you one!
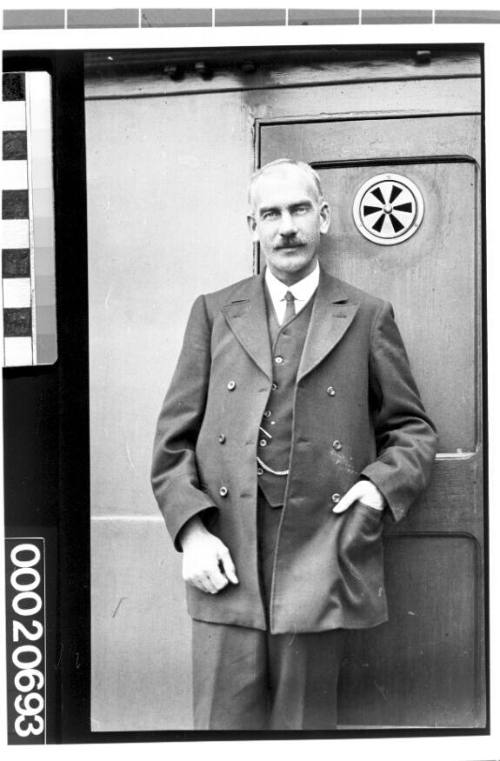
[265,261,320,305]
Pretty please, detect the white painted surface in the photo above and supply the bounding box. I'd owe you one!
[86,90,255,522]
[86,84,255,730]
[3,336,32,366]
[91,517,192,730]
[2,277,31,308]
[0,100,26,131]
[1,219,29,248]
[0,160,28,189]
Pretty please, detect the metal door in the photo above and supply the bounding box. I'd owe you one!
[260,113,484,727]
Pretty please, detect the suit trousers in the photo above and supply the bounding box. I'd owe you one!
[191,489,346,730]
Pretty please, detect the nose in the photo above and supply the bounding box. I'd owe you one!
[278,211,297,237]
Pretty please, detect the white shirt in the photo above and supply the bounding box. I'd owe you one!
[265,262,320,325]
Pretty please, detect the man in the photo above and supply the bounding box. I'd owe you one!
[151,158,437,730]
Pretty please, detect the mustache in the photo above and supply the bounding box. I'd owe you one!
[275,239,304,249]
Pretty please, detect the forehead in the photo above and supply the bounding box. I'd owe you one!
[251,166,319,209]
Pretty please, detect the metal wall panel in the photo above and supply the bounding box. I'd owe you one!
[86,51,483,730]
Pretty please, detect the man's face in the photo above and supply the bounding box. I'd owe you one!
[247,165,331,285]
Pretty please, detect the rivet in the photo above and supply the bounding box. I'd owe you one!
[194,61,213,80]
[240,60,257,74]
[163,64,184,81]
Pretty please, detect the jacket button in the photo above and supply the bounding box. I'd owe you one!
[257,467,264,476]
[274,356,284,365]
[327,386,336,396]
[227,380,236,391]
[219,486,228,497]
[331,493,341,504]
[332,440,342,451]
[218,434,226,444]
[263,409,272,418]
[271,382,278,391]
[259,439,267,447]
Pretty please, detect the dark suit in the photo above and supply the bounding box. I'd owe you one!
[152,266,437,728]
[151,267,437,635]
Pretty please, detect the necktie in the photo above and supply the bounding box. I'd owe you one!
[283,290,296,324]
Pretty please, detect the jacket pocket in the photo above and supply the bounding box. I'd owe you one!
[337,500,385,607]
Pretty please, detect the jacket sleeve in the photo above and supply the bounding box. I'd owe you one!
[151,295,217,550]
[360,301,438,523]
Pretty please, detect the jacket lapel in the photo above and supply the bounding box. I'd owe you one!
[222,272,273,380]
[222,268,359,382]
[297,270,359,382]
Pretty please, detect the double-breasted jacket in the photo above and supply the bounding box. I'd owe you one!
[151,267,437,634]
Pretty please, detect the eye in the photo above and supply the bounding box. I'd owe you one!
[262,210,278,220]
[294,205,309,215]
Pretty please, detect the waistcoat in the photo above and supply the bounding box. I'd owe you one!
[257,286,315,506]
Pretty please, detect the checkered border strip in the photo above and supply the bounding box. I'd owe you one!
[2,72,57,367]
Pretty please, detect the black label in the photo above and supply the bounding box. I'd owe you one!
[5,537,46,744]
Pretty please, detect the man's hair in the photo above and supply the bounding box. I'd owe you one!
[247,158,324,210]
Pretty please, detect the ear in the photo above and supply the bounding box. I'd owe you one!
[247,214,259,242]
[319,201,331,235]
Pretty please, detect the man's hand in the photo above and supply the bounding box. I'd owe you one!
[332,480,385,514]
[179,516,239,595]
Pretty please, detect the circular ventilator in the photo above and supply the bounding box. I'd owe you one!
[353,173,424,246]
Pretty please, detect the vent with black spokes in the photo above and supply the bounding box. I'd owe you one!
[353,174,424,246]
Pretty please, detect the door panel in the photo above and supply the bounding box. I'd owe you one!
[260,115,480,166]
[260,112,484,726]
[317,160,477,454]
[339,534,480,727]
